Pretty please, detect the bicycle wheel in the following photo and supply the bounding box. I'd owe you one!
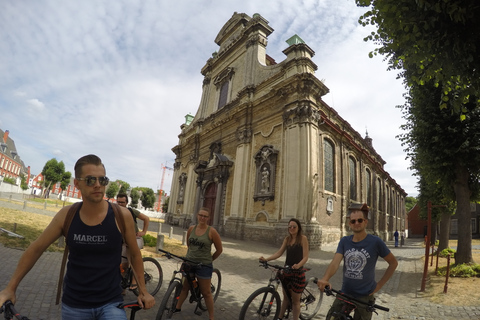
[155,280,182,320]
[239,287,281,320]
[142,257,163,296]
[199,268,222,311]
[299,277,323,320]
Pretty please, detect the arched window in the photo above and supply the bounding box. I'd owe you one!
[324,139,335,192]
[366,169,372,206]
[349,157,357,201]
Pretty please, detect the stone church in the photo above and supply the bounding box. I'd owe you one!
[166,12,407,249]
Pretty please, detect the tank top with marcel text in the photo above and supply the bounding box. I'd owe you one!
[62,203,123,308]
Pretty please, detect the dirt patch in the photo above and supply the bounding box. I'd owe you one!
[423,240,480,306]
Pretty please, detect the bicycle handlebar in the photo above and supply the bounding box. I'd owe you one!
[323,286,389,312]
[117,300,142,311]
[158,248,202,266]
[258,260,310,272]
[1,301,31,320]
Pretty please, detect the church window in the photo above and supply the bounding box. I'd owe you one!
[349,157,357,201]
[218,81,229,109]
[324,139,334,192]
[366,169,372,206]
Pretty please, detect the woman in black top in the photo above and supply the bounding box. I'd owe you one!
[259,218,309,320]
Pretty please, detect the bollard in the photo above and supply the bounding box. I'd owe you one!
[58,235,65,248]
[435,249,440,275]
[23,201,27,210]
[444,254,452,293]
[44,201,47,209]
[182,231,187,245]
[9,195,12,201]
[13,223,17,233]
[156,234,165,252]
[169,227,173,239]
[158,222,162,234]
[430,243,435,267]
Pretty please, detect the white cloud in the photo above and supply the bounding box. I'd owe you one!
[0,0,417,197]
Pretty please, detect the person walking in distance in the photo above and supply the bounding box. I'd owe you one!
[394,229,399,247]
[173,207,223,320]
[259,218,309,320]
[0,154,155,319]
[117,192,150,292]
[317,203,398,320]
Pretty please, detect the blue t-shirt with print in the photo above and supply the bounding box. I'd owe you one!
[336,234,391,297]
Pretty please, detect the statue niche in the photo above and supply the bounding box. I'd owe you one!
[254,145,278,204]
[177,173,187,204]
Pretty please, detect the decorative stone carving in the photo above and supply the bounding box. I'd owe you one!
[254,145,279,204]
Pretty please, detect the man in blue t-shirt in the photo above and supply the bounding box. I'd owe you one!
[317,203,398,320]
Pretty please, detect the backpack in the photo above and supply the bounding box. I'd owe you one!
[128,207,137,225]
[55,201,127,305]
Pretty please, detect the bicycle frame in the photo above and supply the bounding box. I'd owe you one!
[324,286,389,320]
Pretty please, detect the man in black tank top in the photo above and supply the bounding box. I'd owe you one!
[0,154,155,319]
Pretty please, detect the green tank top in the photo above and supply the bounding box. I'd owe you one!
[186,225,213,265]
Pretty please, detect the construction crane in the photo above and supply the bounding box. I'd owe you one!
[158,163,174,212]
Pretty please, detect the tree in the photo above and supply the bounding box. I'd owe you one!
[405,196,417,213]
[356,0,480,116]
[20,174,28,191]
[116,180,130,195]
[398,81,480,264]
[105,183,119,200]
[60,172,72,192]
[130,188,140,208]
[162,196,169,213]
[41,158,70,198]
[140,187,155,210]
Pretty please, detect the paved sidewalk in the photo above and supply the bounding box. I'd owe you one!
[1,197,480,319]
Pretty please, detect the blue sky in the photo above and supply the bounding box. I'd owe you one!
[0,0,417,197]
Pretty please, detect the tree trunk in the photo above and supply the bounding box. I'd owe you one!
[453,165,473,264]
[438,211,451,252]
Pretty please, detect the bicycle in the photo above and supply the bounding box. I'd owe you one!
[121,256,163,296]
[239,261,322,320]
[323,286,389,320]
[1,301,35,320]
[155,248,222,319]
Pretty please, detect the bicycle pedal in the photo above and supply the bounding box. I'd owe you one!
[194,309,202,316]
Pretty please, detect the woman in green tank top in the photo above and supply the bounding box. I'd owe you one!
[174,207,223,320]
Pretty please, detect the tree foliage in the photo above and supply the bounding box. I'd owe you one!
[356,0,480,115]
[41,159,71,198]
[130,188,140,208]
[140,187,155,210]
[116,180,130,194]
[105,182,120,200]
[405,196,417,213]
[398,81,480,263]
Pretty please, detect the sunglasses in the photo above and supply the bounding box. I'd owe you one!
[288,226,297,229]
[77,176,109,186]
[349,218,365,224]
[198,214,209,219]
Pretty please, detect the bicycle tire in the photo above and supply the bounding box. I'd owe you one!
[142,257,163,296]
[155,280,182,320]
[199,268,222,311]
[299,277,323,320]
[238,286,281,320]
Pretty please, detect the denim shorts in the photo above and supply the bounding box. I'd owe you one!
[183,262,213,279]
[62,301,126,320]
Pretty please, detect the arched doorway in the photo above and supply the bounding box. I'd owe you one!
[203,182,217,226]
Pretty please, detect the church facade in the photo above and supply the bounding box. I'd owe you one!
[166,12,406,249]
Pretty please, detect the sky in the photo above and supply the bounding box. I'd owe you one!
[0,0,418,197]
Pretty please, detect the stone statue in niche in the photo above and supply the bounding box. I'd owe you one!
[261,166,270,193]
[177,173,187,204]
[254,145,278,204]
